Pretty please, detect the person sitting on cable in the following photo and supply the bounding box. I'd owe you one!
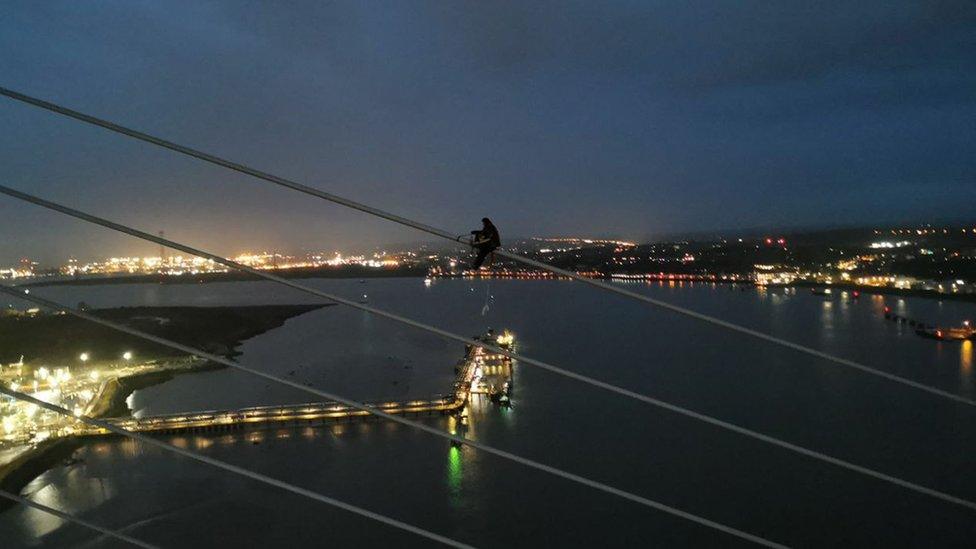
[469,217,500,269]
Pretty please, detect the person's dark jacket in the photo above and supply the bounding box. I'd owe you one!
[472,223,500,249]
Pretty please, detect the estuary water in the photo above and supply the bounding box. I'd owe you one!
[1,278,975,548]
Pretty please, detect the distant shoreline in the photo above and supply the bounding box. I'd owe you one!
[23,265,426,288]
[773,280,976,304]
[17,267,975,305]
[439,272,976,304]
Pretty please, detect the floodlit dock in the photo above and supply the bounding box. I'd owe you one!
[86,333,513,435]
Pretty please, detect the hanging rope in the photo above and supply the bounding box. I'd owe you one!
[481,280,493,316]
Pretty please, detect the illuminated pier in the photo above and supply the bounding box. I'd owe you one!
[85,332,514,436]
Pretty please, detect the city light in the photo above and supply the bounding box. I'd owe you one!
[0,353,196,445]
[123,351,133,360]
[0,247,419,283]
[869,241,911,249]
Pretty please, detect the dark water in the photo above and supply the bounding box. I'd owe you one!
[2,279,975,548]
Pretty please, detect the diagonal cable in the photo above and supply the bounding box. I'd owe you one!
[0,86,969,408]
[0,186,974,517]
[0,488,158,549]
[0,284,788,549]
[0,386,474,548]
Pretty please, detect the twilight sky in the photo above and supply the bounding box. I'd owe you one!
[1,1,974,264]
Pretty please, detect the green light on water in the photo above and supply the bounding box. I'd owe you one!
[447,445,462,493]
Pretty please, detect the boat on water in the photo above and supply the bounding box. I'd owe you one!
[915,323,975,341]
[811,287,833,296]
[489,390,511,407]
[489,380,512,407]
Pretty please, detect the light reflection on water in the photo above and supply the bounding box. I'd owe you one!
[19,466,116,541]
[20,487,66,539]
[447,446,463,497]
[2,279,976,547]
[962,341,973,376]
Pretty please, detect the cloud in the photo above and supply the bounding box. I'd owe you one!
[0,1,973,263]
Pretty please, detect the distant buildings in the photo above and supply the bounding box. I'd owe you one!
[0,258,37,280]
[1,225,973,295]
[0,250,412,282]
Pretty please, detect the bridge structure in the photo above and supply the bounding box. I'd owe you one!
[87,333,512,436]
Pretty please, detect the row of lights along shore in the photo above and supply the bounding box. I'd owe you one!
[77,351,133,362]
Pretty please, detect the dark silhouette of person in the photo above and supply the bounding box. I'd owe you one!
[470,217,500,269]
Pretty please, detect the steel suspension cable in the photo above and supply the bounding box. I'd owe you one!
[0,488,158,549]
[0,86,970,409]
[0,386,473,549]
[1,186,974,516]
[0,284,786,548]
